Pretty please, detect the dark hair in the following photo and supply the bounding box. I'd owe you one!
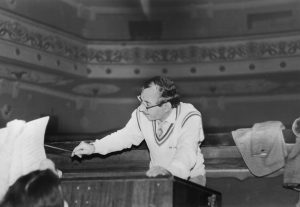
[142,76,180,108]
[0,169,64,207]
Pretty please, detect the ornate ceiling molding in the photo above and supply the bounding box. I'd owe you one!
[1,9,300,80]
[86,39,300,64]
[0,20,88,62]
[0,9,300,65]
[2,17,300,65]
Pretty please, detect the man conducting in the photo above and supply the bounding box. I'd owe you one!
[71,76,206,186]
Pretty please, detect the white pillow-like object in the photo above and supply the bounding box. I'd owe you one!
[0,116,49,200]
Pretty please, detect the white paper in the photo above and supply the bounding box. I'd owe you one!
[0,117,49,199]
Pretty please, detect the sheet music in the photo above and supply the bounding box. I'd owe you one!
[0,127,10,199]
[21,117,49,179]
[0,116,49,199]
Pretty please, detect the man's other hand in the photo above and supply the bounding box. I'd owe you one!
[146,166,171,177]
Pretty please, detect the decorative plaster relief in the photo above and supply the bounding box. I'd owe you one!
[0,20,88,62]
[87,40,300,64]
[0,77,129,107]
[1,16,300,66]
[0,64,73,85]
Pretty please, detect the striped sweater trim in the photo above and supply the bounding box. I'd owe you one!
[153,122,175,146]
[181,111,201,128]
[136,110,141,131]
[176,104,181,120]
[152,105,180,146]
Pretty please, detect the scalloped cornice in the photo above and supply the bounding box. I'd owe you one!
[0,20,88,62]
[86,39,300,64]
[2,18,300,66]
[1,10,300,80]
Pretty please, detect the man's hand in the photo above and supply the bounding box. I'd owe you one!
[146,166,171,177]
[39,158,62,178]
[71,141,95,158]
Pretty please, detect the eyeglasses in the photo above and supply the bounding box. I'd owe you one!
[137,95,167,110]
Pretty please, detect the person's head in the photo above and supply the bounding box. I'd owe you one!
[138,76,180,121]
[0,169,66,207]
[292,117,300,137]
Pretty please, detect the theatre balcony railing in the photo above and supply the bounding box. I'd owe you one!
[45,129,296,180]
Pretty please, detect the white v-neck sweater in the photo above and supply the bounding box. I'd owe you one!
[93,102,205,179]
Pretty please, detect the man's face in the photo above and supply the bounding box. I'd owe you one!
[138,84,166,121]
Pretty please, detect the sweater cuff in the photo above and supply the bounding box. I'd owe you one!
[93,139,108,155]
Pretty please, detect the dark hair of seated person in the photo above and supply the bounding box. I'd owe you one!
[0,169,64,207]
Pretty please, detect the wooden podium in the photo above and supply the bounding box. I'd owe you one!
[61,175,221,207]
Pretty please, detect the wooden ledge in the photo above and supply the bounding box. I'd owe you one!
[47,145,288,180]
[46,130,296,180]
